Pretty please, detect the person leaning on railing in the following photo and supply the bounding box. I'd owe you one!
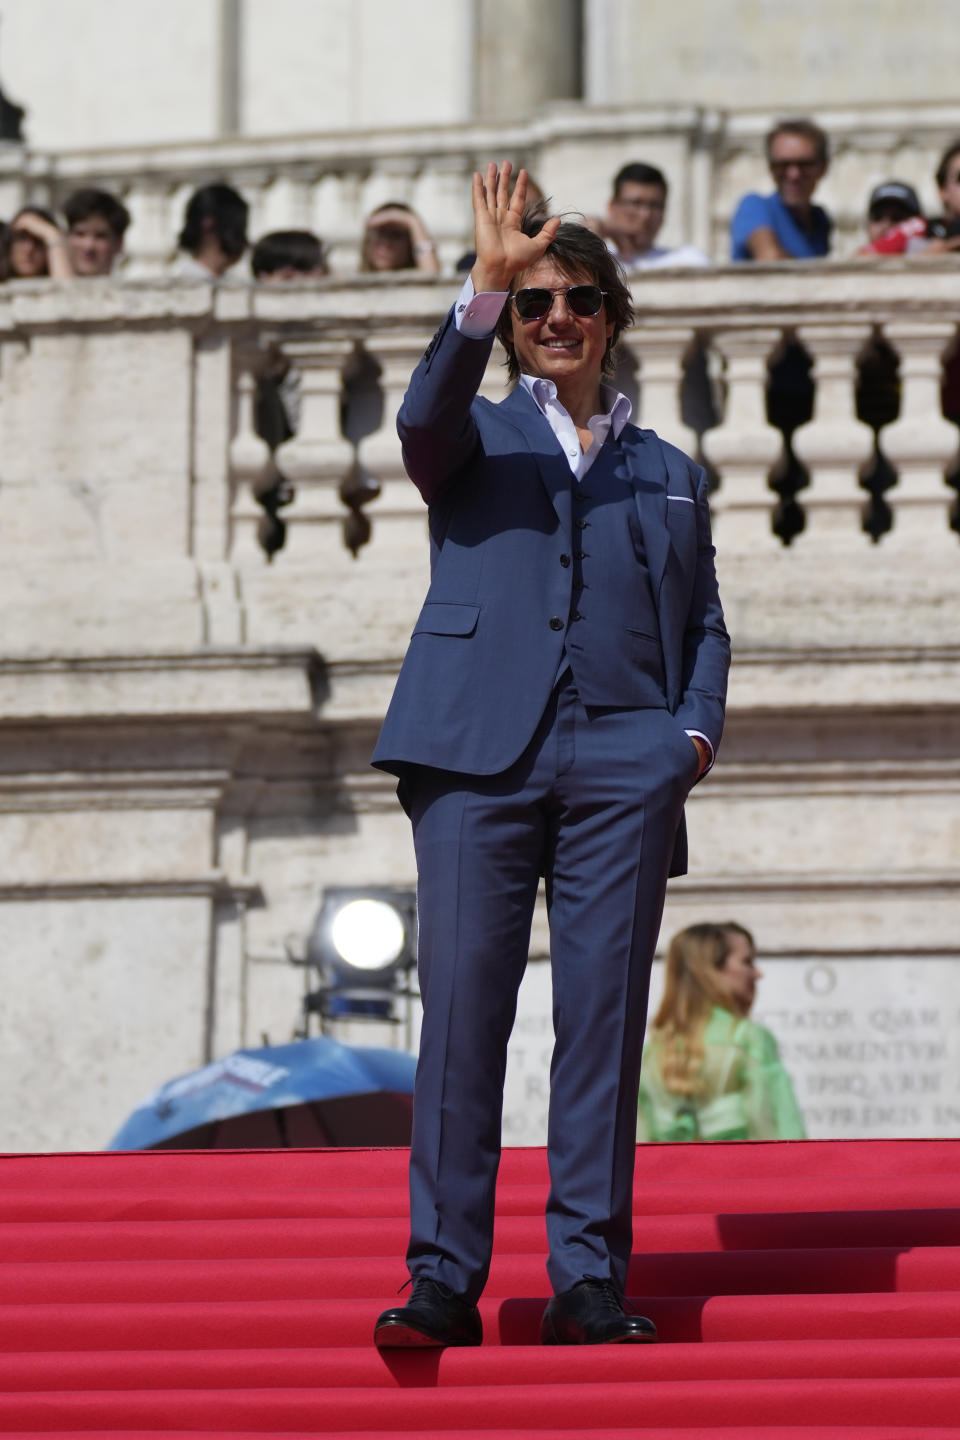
[1,206,74,280]
[637,921,806,1142]
[359,200,440,275]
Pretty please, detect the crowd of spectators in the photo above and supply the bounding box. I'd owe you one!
[0,189,130,279]
[2,129,958,286]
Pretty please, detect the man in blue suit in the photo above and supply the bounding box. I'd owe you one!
[373,163,730,1348]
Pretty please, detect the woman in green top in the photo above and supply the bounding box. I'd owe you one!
[637,922,806,1142]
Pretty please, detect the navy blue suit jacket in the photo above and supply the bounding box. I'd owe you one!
[372,309,730,875]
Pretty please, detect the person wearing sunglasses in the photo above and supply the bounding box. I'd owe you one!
[372,162,729,1351]
[730,117,832,261]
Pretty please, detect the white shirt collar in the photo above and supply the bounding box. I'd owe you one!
[519,374,632,436]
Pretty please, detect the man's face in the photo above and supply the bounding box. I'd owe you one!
[607,180,665,253]
[67,216,123,275]
[768,130,826,209]
[509,257,613,389]
[939,151,960,219]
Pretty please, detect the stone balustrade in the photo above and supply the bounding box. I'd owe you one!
[8,99,960,273]
[1,260,957,664]
[245,264,960,572]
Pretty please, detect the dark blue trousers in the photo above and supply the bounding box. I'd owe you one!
[405,673,699,1302]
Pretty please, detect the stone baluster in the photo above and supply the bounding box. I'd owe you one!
[168,181,197,249]
[227,343,276,564]
[122,183,174,277]
[361,163,419,218]
[356,332,437,485]
[259,172,315,233]
[412,159,473,270]
[879,321,960,547]
[627,326,700,456]
[228,346,273,489]
[701,327,784,545]
[313,172,361,271]
[271,338,355,486]
[790,324,876,544]
[240,172,272,247]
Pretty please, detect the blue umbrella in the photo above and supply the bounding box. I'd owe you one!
[107,1036,417,1150]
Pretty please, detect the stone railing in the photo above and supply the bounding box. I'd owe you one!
[240,261,960,568]
[7,99,960,273]
[1,259,957,671]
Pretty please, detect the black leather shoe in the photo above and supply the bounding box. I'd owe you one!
[374,1276,483,1348]
[540,1278,658,1345]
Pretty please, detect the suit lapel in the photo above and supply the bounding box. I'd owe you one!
[620,425,670,598]
[498,385,572,539]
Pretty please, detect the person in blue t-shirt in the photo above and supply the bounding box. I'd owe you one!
[731,118,832,261]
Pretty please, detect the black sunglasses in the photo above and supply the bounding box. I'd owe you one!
[512,285,607,321]
[770,158,822,175]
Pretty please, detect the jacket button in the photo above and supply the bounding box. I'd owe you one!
[549,616,564,631]
[571,611,582,622]
[575,518,588,530]
[560,554,571,567]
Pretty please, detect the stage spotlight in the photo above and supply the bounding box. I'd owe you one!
[301,886,418,1024]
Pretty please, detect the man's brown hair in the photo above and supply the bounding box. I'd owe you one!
[765,118,829,167]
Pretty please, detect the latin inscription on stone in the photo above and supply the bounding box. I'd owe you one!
[501,955,960,1144]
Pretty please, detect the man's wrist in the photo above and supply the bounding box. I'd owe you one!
[471,264,514,294]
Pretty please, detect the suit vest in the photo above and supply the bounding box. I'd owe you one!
[561,435,669,709]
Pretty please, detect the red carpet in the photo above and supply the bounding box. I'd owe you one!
[2,1140,959,1435]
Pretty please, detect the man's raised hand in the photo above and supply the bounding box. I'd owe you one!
[470,162,561,294]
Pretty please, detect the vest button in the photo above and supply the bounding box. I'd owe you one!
[575,518,588,529]
[549,616,564,631]
[571,611,582,622]
[560,554,571,567]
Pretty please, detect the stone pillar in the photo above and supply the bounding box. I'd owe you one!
[629,326,700,456]
[880,321,960,548]
[474,0,582,120]
[356,333,435,485]
[792,324,875,545]
[272,339,354,485]
[702,328,784,545]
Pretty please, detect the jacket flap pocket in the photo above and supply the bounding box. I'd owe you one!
[413,602,481,637]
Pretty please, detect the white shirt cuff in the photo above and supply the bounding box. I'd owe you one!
[454,274,509,338]
[685,729,715,775]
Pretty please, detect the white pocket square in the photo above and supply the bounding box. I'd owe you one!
[667,495,695,504]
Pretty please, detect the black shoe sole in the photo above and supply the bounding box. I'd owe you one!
[374,1320,481,1349]
[374,1320,447,1348]
[541,1324,658,1345]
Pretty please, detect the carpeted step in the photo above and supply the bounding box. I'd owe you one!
[3,1289,960,1352]
[4,1205,960,1262]
[5,1137,960,1188]
[2,1335,960,1392]
[2,1376,960,1431]
[2,1141,959,1436]
[4,1171,960,1222]
[6,1431,960,1440]
[2,1243,957,1306]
